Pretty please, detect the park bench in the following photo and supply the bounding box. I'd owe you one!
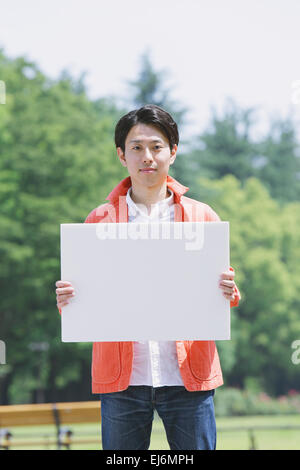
[0,401,101,450]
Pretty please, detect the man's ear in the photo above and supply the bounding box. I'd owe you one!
[117,147,127,168]
[170,144,177,166]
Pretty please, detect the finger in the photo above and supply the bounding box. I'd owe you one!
[220,286,235,294]
[220,270,235,279]
[219,279,235,287]
[56,281,72,288]
[56,287,74,295]
[58,296,73,305]
[57,292,75,300]
[223,292,235,300]
[57,290,72,300]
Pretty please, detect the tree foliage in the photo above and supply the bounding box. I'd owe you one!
[197,175,300,394]
[187,98,300,203]
[0,48,127,403]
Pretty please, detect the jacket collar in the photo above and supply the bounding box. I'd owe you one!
[106,175,189,205]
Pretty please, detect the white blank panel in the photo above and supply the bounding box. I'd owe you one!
[60,222,230,342]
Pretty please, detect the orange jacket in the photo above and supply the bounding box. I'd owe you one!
[60,175,241,393]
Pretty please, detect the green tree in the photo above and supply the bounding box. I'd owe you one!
[187,98,257,196]
[0,48,126,404]
[187,98,300,204]
[254,117,300,204]
[197,174,300,394]
[126,48,187,125]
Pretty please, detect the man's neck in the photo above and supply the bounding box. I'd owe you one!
[130,181,170,212]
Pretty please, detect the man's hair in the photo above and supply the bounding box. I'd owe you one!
[114,104,179,153]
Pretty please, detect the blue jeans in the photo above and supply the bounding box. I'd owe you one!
[99,386,216,450]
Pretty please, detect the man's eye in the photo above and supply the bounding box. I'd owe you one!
[133,145,162,150]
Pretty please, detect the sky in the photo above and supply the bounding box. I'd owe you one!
[1,0,300,143]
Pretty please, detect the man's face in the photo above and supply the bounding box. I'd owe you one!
[117,123,177,189]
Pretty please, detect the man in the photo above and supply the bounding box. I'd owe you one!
[56,104,241,450]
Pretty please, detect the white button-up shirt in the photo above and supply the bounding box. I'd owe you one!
[126,186,184,387]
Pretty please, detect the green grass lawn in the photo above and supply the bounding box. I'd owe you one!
[3,413,300,450]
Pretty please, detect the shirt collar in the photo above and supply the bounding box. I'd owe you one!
[126,186,174,218]
[106,175,189,205]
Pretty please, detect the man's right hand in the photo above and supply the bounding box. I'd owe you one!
[56,281,75,311]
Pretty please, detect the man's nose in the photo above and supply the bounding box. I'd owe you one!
[143,148,154,163]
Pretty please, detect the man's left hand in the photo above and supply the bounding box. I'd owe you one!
[219,270,238,302]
